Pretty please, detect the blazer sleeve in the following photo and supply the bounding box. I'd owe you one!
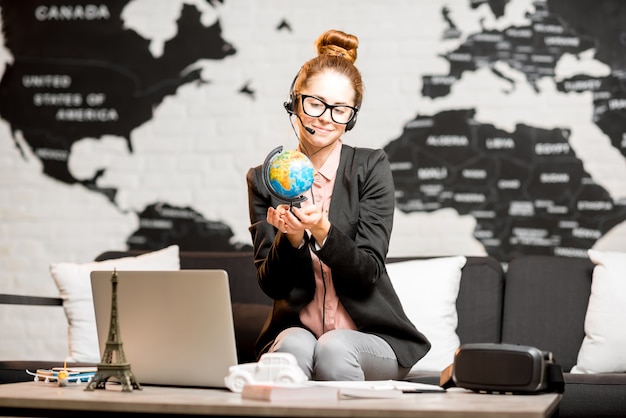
[246,165,315,303]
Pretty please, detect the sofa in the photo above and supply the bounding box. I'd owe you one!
[1,250,625,417]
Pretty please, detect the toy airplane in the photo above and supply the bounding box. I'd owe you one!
[26,366,97,386]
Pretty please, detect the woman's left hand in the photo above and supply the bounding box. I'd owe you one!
[286,205,321,230]
[287,205,330,244]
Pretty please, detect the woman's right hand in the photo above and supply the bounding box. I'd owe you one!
[267,205,306,247]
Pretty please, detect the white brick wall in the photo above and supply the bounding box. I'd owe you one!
[1,0,625,360]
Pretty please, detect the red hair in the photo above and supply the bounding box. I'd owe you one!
[294,30,363,108]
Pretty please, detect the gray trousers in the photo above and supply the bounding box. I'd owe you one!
[269,327,410,381]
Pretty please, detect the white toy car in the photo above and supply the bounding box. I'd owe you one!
[224,352,308,392]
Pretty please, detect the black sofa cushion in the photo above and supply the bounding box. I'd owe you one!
[501,255,594,372]
[456,256,504,345]
[231,302,270,364]
[562,373,626,418]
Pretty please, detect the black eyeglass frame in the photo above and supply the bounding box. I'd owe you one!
[299,94,359,125]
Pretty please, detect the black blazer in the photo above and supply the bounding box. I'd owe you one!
[246,144,430,368]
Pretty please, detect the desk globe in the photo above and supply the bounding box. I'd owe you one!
[263,146,314,204]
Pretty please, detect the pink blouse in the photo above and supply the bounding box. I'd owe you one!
[298,141,357,337]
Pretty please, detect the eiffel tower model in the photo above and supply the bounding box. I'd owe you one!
[85,269,142,392]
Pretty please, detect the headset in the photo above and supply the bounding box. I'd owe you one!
[283,71,358,132]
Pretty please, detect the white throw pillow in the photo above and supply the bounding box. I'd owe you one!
[386,256,467,376]
[571,249,626,374]
[50,245,180,363]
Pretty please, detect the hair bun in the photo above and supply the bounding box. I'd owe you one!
[314,29,358,64]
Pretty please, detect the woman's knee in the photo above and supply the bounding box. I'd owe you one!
[271,328,315,353]
[313,330,404,381]
[313,331,363,381]
[270,327,316,379]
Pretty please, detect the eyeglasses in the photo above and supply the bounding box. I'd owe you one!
[300,95,358,125]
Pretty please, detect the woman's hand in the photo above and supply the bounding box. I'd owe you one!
[289,205,330,245]
[266,204,330,247]
[267,204,292,233]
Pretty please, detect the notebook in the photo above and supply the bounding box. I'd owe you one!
[90,269,238,388]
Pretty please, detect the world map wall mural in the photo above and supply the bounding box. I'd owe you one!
[0,0,248,252]
[0,0,625,265]
[385,1,626,260]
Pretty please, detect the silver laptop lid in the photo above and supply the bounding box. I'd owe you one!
[90,269,238,388]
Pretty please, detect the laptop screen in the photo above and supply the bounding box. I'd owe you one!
[90,269,238,388]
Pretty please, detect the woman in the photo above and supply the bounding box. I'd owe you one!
[246,29,430,381]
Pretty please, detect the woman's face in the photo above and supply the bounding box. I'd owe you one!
[298,70,355,153]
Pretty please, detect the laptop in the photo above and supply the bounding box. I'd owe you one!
[90,269,238,388]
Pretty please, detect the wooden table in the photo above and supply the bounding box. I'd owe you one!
[0,382,560,418]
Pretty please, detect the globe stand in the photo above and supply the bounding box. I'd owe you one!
[262,146,313,209]
[85,270,142,392]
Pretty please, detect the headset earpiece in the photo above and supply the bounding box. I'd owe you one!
[283,100,293,114]
[284,73,299,115]
[345,112,358,131]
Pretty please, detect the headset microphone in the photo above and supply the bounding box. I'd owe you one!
[297,114,316,135]
[284,98,315,135]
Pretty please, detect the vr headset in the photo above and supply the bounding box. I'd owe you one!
[440,343,564,394]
